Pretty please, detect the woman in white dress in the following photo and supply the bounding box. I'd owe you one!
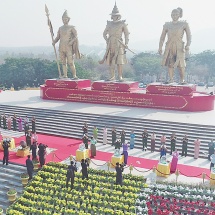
[194,138,201,159]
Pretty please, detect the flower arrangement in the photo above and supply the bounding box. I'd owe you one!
[136,183,215,215]
[7,189,17,202]
[32,159,39,164]
[6,162,141,215]
[7,189,17,195]
[20,173,29,179]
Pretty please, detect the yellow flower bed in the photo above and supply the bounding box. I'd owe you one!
[6,162,145,215]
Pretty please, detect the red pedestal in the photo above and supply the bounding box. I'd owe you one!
[146,83,196,96]
[91,81,139,92]
[40,84,214,112]
[45,79,91,89]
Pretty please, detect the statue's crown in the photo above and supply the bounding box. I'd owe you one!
[110,3,120,16]
[62,10,70,19]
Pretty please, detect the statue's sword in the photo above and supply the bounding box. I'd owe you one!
[117,39,136,55]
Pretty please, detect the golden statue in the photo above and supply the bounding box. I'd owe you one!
[99,3,130,82]
[158,8,191,84]
[52,10,81,79]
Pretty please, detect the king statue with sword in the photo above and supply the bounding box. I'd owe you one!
[99,3,135,82]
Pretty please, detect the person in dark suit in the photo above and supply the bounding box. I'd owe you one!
[81,159,89,180]
[24,123,30,136]
[82,123,88,135]
[38,143,47,167]
[26,155,34,180]
[31,117,36,133]
[83,134,89,149]
[112,127,117,146]
[120,129,126,144]
[26,130,32,147]
[208,139,215,160]
[30,141,38,160]
[3,114,7,129]
[181,135,188,157]
[3,140,10,165]
[12,114,17,131]
[170,133,177,155]
[66,161,77,189]
[142,129,148,151]
[115,139,121,149]
[115,162,124,186]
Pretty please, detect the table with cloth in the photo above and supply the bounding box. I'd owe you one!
[210,171,215,185]
[111,155,124,168]
[156,162,170,177]
[0,137,15,150]
[76,149,89,162]
[16,149,30,157]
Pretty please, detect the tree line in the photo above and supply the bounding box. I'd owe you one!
[0,50,214,90]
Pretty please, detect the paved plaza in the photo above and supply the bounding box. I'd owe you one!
[0,89,215,126]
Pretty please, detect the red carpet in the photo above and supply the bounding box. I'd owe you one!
[0,134,82,166]
[89,150,211,179]
[0,133,211,179]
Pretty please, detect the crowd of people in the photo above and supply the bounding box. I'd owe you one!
[109,127,214,160]
[65,158,124,189]
[0,114,49,177]
[1,119,215,182]
[0,114,36,133]
[79,123,215,172]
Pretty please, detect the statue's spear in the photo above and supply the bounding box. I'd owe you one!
[45,4,62,78]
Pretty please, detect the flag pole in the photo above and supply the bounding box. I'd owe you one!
[45,4,62,78]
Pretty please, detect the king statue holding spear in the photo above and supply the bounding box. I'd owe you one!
[45,5,81,79]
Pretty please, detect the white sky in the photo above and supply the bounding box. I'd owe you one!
[0,0,215,51]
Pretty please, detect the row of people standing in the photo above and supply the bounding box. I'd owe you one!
[112,128,212,159]
[111,128,213,160]
[82,123,213,159]
[0,114,36,133]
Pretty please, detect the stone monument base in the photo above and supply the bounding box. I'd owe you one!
[91,80,139,92]
[40,79,214,112]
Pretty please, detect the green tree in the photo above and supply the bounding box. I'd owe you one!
[131,52,162,81]
[0,58,58,89]
[192,50,215,82]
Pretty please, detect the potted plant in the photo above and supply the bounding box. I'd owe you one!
[21,173,29,186]
[7,189,17,202]
[33,159,40,170]
[0,207,3,215]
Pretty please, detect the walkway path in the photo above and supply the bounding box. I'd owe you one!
[0,89,215,126]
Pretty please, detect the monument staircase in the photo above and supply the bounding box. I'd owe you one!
[0,163,26,214]
[0,104,214,159]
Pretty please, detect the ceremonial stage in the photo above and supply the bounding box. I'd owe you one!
[0,130,212,180]
[40,79,215,112]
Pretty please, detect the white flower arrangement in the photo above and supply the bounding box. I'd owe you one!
[136,205,148,213]
[79,143,85,151]
[137,192,150,200]
[114,149,120,157]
